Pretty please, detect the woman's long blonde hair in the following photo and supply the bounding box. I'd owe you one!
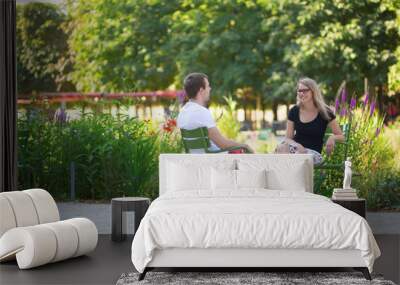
[297,77,331,120]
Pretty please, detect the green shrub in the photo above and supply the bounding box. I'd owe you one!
[18,107,180,201]
[253,131,278,154]
[314,92,399,210]
[384,118,400,169]
[366,171,400,211]
[213,96,241,140]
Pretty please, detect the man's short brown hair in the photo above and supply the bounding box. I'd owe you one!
[183,73,208,99]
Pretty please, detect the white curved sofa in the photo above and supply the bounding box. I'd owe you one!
[0,189,98,269]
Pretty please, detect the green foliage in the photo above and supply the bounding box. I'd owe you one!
[213,96,241,139]
[388,7,400,94]
[366,171,400,211]
[169,0,399,103]
[159,127,183,155]
[314,94,398,209]
[17,108,181,201]
[16,2,73,93]
[158,109,183,154]
[170,1,269,98]
[384,118,400,169]
[66,0,178,92]
[15,0,400,208]
[18,0,400,102]
[255,131,279,154]
[285,0,400,99]
[389,47,400,94]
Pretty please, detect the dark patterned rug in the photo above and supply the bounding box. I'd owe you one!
[116,271,396,285]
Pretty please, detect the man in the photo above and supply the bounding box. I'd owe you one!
[177,72,253,153]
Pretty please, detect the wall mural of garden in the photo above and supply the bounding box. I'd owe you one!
[17,0,400,210]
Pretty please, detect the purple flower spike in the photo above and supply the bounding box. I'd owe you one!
[350,97,356,110]
[341,88,347,103]
[177,90,186,104]
[363,93,369,107]
[370,101,376,116]
[375,127,381,137]
[55,108,68,124]
[335,98,340,113]
[340,107,347,117]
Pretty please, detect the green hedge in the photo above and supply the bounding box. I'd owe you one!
[17,109,182,201]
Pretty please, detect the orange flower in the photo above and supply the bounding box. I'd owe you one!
[163,118,177,132]
[169,119,177,127]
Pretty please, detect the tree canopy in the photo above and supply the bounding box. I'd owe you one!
[17,0,400,105]
[66,0,179,92]
[17,2,73,94]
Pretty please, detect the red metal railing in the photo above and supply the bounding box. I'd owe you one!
[17,90,183,104]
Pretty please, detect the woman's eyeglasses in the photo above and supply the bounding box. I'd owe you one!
[297,88,310,94]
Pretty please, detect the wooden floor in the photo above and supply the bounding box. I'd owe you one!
[0,235,398,285]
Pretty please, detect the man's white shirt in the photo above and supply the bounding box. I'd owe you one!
[177,101,220,153]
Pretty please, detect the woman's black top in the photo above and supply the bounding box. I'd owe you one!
[288,105,336,153]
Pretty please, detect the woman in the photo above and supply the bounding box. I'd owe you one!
[275,77,344,164]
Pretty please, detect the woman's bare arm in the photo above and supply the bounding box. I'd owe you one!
[286,120,295,139]
[283,120,299,145]
[281,120,306,153]
[325,119,345,155]
[328,119,345,142]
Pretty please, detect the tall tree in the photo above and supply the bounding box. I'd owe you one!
[67,0,179,92]
[66,0,399,105]
[17,2,73,94]
[258,0,303,111]
[169,0,287,121]
[171,1,269,98]
[282,0,399,100]
[388,3,400,95]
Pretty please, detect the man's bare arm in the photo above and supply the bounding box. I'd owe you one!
[208,127,254,153]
